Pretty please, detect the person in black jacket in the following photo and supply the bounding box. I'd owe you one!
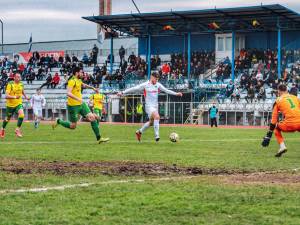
[119,46,125,64]
[40,73,52,89]
[92,44,99,65]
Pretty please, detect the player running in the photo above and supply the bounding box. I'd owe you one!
[118,72,182,142]
[89,91,105,125]
[0,73,30,138]
[262,84,300,157]
[30,88,46,129]
[52,67,109,144]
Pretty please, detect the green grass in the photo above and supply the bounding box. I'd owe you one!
[0,176,300,225]
[1,122,300,171]
[0,122,300,224]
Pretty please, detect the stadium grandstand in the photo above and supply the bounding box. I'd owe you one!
[1,4,300,126]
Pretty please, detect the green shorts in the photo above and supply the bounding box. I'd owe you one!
[94,108,102,117]
[67,102,91,123]
[6,104,23,119]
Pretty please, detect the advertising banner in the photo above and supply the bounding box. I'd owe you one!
[18,51,65,63]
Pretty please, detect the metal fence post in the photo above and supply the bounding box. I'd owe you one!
[181,102,183,124]
[173,102,175,124]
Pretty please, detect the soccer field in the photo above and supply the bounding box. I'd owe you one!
[0,123,300,225]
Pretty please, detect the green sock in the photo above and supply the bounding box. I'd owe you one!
[17,117,24,128]
[91,120,100,140]
[2,120,9,129]
[58,119,71,129]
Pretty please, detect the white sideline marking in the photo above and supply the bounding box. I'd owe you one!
[0,176,196,195]
[0,138,299,145]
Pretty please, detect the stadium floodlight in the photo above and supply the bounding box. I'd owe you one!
[0,19,3,55]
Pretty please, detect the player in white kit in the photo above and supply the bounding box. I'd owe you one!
[30,88,46,128]
[118,72,182,142]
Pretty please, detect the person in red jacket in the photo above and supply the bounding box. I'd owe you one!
[51,73,60,89]
[161,63,171,79]
[18,63,25,74]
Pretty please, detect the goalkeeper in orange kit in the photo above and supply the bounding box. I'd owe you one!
[262,84,300,157]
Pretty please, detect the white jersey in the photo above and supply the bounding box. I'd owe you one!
[123,81,177,109]
[30,94,46,110]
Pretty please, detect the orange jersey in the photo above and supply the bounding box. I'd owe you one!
[271,93,300,124]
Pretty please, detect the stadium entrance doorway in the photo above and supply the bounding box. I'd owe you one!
[215,33,245,62]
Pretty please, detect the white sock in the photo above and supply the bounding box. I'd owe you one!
[154,120,160,138]
[139,122,150,134]
[280,142,286,150]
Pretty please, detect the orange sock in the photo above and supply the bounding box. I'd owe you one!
[274,128,284,144]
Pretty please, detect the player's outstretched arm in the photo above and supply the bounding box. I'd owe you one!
[158,83,183,97]
[261,124,276,147]
[42,96,46,108]
[30,96,34,108]
[82,83,98,93]
[261,103,278,147]
[118,82,146,97]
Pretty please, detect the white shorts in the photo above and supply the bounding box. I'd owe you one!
[33,108,43,118]
[145,105,158,118]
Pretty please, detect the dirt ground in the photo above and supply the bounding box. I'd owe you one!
[223,172,300,185]
[1,159,300,185]
[0,158,242,176]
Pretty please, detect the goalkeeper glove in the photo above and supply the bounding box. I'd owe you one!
[261,131,273,147]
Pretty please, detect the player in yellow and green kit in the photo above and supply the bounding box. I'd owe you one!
[89,92,106,125]
[52,67,109,144]
[1,73,30,138]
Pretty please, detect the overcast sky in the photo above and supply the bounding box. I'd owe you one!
[1,0,299,44]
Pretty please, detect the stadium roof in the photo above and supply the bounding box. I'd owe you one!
[83,4,300,37]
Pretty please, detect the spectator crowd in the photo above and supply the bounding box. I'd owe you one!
[216,49,300,103]
[1,46,300,103]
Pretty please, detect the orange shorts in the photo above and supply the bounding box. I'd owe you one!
[277,121,300,132]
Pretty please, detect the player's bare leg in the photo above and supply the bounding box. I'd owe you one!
[33,114,41,129]
[136,117,154,142]
[274,128,287,157]
[152,112,160,142]
[52,118,59,130]
[15,109,24,138]
[0,116,10,139]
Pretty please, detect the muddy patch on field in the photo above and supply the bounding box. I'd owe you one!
[1,159,300,185]
[0,159,244,176]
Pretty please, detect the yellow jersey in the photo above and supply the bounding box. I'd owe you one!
[67,77,83,106]
[90,93,105,110]
[6,81,24,107]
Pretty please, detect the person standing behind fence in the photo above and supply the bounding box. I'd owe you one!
[136,102,143,123]
[92,44,99,65]
[209,104,218,128]
[119,46,125,65]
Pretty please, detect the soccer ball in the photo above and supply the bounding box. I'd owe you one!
[169,132,179,142]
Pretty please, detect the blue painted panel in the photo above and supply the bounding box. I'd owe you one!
[138,34,215,55]
[245,31,300,50]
